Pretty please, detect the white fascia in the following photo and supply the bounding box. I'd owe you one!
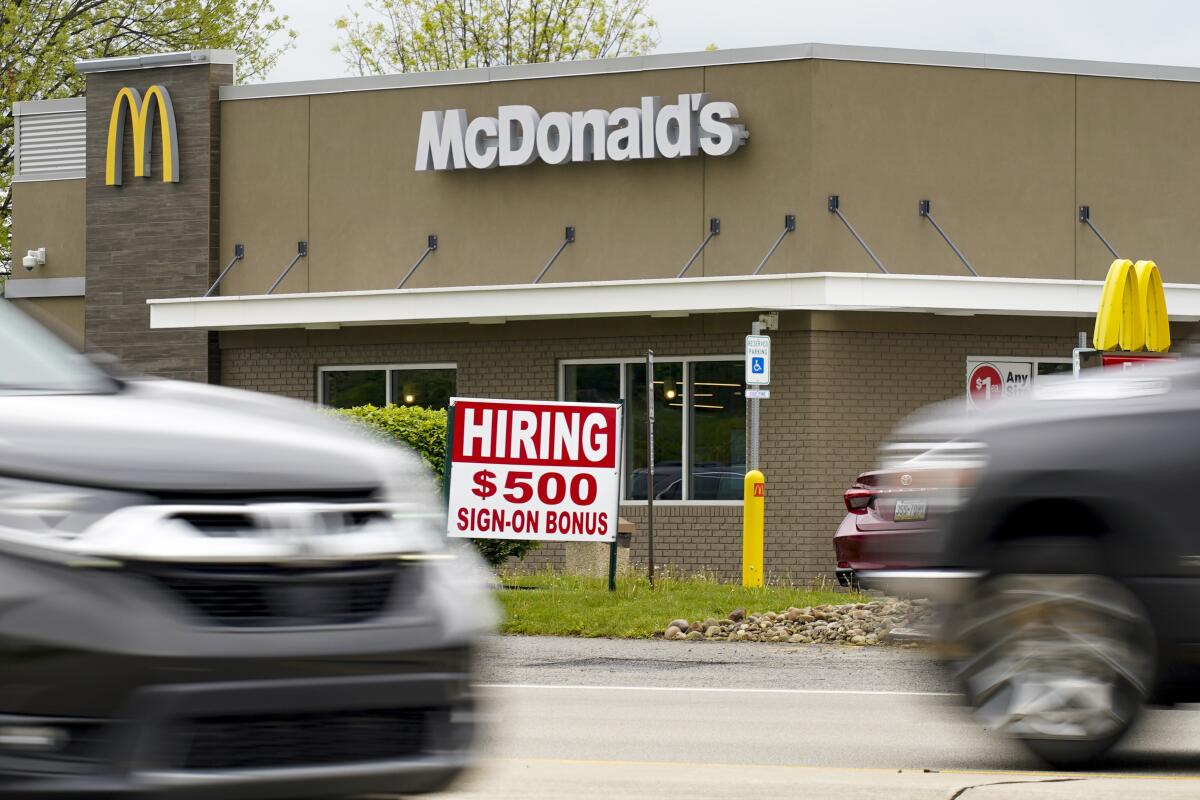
[146,272,1200,331]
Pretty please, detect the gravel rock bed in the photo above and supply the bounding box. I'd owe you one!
[661,599,935,646]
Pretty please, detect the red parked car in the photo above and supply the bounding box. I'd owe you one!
[834,453,977,588]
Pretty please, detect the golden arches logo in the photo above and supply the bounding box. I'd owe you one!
[1093,258,1171,352]
[105,86,179,186]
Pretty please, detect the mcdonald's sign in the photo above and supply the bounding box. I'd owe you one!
[105,85,179,186]
[1093,258,1171,353]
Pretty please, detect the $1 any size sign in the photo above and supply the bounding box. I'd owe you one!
[446,398,623,542]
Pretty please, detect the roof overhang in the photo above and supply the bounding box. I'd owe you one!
[147,272,1200,332]
[220,42,1200,103]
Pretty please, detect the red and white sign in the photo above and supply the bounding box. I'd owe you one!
[1100,353,1180,370]
[966,360,1034,409]
[447,398,622,542]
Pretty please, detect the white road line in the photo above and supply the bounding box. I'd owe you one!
[477,683,960,697]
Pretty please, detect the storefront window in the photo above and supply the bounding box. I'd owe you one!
[560,357,744,502]
[689,361,746,500]
[322,369,385,408]
[1037,361,1072,377]
[320,365,456,409]
[625,361,684,500]
[390,368,456,410]
[563,363,620,404]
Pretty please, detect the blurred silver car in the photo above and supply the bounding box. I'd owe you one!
[0,300,495,798]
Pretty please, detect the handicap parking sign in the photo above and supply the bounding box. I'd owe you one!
[745,335,771,386]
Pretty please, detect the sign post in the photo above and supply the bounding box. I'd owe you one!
[646,350,655,589]
[742,471,765,587]
[744,327,771,470]
[743,325,771,587]
[446,398,622,544]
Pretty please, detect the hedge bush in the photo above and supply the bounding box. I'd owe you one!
[334,404,538,568]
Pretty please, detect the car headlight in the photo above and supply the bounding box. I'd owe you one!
[0,477,144,565]
[376,458,448,553]
[0,477,144,540]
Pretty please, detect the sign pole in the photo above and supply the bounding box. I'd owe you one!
[442,403,456,518]
[742,470,765,587]
[748,321,763,470]
[609,398,626,593]
[743,321,771,586]
[646,350,655,589]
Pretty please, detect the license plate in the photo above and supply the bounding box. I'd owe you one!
[893,499,927,522]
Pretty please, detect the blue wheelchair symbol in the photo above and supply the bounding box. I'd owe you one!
[751,357,765,374]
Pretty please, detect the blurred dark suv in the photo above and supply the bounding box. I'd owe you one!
[0,300,493,798]
[860,363,1200,767]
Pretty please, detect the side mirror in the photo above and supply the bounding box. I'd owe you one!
[86,351,135,383]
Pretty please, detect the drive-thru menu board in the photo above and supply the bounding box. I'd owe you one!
[447,398,622,542]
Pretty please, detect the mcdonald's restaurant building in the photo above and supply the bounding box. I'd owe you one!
[10,44,1200,581]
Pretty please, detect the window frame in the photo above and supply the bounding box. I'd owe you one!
[559,355,744,506]
[317,362,458,407]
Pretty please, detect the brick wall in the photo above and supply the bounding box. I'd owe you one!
[219,315,1078,582]
[776,327,1072,583]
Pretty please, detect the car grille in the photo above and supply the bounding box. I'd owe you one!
[140,562,418,627]
[177,708,429,770]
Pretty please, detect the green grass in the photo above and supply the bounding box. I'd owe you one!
[497,572,865,638]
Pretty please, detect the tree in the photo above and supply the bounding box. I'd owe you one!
[334,0,658,75]
[0,1,297,274]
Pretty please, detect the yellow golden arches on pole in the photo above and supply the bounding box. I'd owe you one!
[105,85,179,186]
[1093,258,1171,353]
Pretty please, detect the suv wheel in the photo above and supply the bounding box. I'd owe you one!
[948,573,1155,767]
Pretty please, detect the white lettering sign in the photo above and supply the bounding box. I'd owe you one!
[965,359,1034,409]
[448,398,623,542]
[745,335,771,386]
[416,93,748,171]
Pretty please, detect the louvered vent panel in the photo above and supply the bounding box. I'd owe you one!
[15,108,86,178]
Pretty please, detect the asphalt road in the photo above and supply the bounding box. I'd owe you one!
[430,636,1200,799]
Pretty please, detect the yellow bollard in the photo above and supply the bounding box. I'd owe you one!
[742,470,765,587]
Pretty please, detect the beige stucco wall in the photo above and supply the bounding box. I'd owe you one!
[219,62,814,292]
[808,60,1076,279]
[1075,75,1200,282]
[213,56,1200,294]
[7,179,86,344]
[16,53,1200,311]
[10,179,86,280]
[218,97,310,296]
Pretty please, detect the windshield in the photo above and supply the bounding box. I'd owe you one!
[0,300,116,395]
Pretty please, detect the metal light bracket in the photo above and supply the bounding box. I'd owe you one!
[919,199,978,276]
[828,195,888,274]
[1079,206,1120,259]
[266,241,308,295]
[752,214,796,275]
[533,226,576,284]
[677,217,721,279]
[396,234,439,289]
[204,243,245,297]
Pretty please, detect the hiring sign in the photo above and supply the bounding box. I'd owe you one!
[447,398,622,542]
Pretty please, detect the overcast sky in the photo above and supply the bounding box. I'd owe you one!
[264,0,1200,83]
